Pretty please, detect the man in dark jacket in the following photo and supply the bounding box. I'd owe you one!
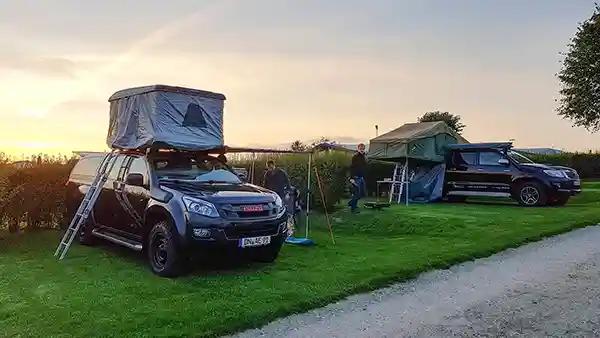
[262,160,291,198]
[348,143,367,213]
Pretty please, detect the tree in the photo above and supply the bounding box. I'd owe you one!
[310,137,336,148]
[557,4,600,131]
[290,140,307,151]
[418,111,465,134]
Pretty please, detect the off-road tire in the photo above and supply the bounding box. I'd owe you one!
[548,195,570,206]
[516,181,547,206]
[147,221,185,277]
[252,236,285,263]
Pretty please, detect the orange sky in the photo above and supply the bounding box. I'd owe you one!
[1,0,599,158]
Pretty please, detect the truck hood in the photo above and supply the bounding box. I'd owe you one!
[520,163,577,173]
[159,181,277,204]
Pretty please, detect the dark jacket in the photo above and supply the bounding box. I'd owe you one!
[263,168,291,196]
[349,152,367,177]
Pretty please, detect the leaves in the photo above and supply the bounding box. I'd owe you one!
[418,111,466,134]
[290,140,307,151]
[557,4,600,131]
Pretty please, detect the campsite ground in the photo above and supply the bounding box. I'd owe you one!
[1,182,600,338]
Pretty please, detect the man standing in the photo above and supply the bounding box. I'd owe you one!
[262,160,291,199]
[348,143,367,213]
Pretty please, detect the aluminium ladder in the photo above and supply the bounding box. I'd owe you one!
[388,161,416,205]
[388,162,407,204]
[54,150,119,260]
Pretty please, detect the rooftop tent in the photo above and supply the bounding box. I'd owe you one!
[106,84,226,151]
[368,121,469,163]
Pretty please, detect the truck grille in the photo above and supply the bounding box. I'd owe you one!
[220,202,278,220]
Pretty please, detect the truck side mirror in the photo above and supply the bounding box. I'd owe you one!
[498,158,509,166]
[125,173,145,186]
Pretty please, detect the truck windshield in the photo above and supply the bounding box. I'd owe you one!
[508,150,534,164]
[152,154,242,183]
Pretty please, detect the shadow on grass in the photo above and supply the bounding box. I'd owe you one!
[94,238,271,277]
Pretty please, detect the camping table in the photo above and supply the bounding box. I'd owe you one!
[376,180,403,202]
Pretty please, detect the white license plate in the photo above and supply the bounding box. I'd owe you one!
[239,236,271,248]
[574,179,581,186]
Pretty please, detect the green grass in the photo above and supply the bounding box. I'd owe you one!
[2,182,600,338]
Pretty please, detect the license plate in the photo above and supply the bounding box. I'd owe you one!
[239,236,271,248]
[242,205,263,212]
[574,179,581,186]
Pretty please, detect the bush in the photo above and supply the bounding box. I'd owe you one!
[231,151,352,212]
[4,150,600,233]
[0,159,74,232]
[527,152,600,178]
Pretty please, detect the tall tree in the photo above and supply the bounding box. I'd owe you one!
[557,4,600,131]
[418,111,465,134]
[310,137,336,147]
[290,140,307,151]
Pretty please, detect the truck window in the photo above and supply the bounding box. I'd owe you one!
[107,155,126,180]
[127,156,149,185]
[479,151,504,166]
[452,151,476,166]
[71,156,104,177]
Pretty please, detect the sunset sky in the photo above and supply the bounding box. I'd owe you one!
[0,0,598,157]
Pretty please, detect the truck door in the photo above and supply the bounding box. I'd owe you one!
[445,151,479,195]
[114,155,151,238]
[472,151,515,196]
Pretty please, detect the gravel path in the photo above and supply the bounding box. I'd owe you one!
[230,225,600,338]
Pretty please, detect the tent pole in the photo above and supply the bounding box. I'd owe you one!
[305,153,312,239]
[405,157,409,206]
[251,153,256,184]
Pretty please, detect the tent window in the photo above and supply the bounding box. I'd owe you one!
[182,103,208,128]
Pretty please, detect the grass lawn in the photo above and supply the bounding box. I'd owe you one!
[2,181,600,338]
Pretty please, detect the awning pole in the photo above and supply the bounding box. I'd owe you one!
[305,152,312,238]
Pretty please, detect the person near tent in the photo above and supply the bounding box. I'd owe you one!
[262,160,291,199]
[348,143,367,213]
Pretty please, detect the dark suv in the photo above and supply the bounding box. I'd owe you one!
[443,142,581,206]
[65,150,288,277]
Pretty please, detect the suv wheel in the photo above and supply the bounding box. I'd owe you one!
[252,237,284,263]
[516,181,547,206]
[147,221,185,277]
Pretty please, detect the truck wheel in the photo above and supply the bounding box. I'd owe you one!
[147,221,185,277]
[253,237,284,263]
[516,181,547,206]
[548,195,570,206]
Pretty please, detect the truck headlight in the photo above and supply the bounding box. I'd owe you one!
[543,170,567,178]
[274,194,285,213]
[182,196,219,218]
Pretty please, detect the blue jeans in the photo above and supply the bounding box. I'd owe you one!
[348,176,365,213]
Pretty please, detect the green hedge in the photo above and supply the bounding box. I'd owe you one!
[527,152,600,178]
[2,151,600,233]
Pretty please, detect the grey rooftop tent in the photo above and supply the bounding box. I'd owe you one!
[107,84,226,150]
[368,121,469,203]
[368,121,468,163]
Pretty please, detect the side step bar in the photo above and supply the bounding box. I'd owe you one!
[92,229,143,251]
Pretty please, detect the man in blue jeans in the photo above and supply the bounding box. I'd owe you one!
[348,143,367,213]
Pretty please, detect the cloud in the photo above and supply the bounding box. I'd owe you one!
[0,42,83,77]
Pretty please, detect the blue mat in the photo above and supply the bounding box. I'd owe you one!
[285,237,315,246]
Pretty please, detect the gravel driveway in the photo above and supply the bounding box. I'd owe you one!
[230,225,600,338]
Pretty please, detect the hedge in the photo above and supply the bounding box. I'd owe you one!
[1,151,600,232]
